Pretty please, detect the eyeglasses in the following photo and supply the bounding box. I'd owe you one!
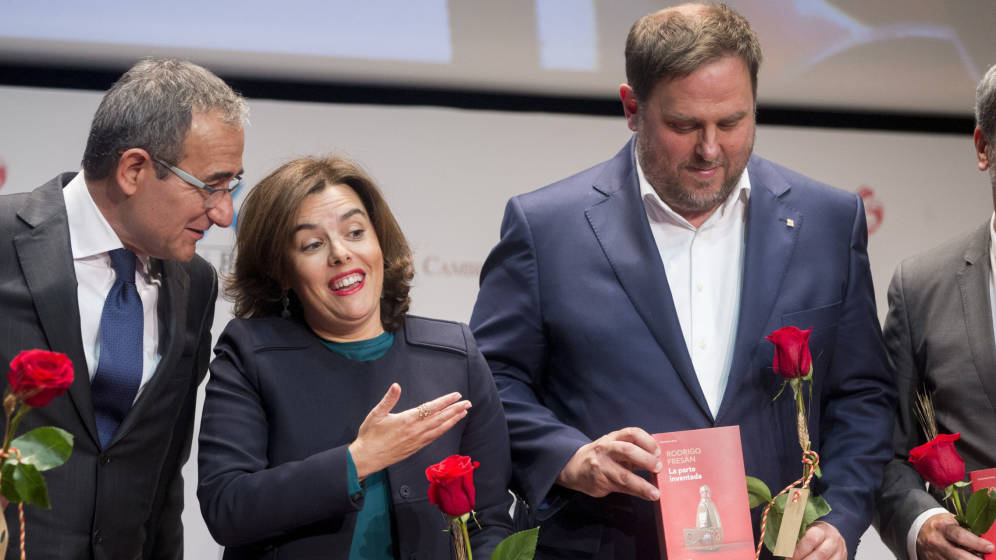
[151,156,242,209]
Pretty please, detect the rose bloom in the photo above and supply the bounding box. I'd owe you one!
[765,326,813,379]
[909,433,965,489]
[426,455,479,517]
[8,349,74,408]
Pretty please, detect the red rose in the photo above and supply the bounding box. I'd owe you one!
[426,455,479,517]
[909,433,965,489]
[765,326,813,379]
[8,349,74,408]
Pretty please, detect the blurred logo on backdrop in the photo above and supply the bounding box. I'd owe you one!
[421,256,481,278]
[857,186,883,235]
[0,155,7,191]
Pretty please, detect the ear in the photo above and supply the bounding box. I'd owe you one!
[975,127,991,172]
[620,84,640,132]
[115,148,152,196]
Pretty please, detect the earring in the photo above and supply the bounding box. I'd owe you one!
[281,291,290,318]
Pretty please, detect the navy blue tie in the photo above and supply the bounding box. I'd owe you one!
[91,248,144,448]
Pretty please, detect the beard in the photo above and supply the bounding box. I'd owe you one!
[636,130,754,216]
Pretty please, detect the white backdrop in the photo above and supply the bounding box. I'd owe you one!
[0,84,989,558]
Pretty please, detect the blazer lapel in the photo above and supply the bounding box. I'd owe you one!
[13,175,99,443]
[718,157,802,421]
[110,259,190,446]
[584,140,710,419]
[957,223,996,413]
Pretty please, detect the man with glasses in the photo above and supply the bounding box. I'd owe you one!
[0,58,247,559]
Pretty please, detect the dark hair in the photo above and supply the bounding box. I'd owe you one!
[82,58,248,180]
[625,3,762,101]
[228,155,413,332]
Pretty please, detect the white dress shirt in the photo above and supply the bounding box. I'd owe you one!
[904,212,996,560]
[63,171,161,401]
[636,157,751,417]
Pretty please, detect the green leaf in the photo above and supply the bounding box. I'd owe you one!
[954,481,972,489]
[10,427,73,471]
[490,527,539,560]
[760,492,832,554]
[803,495,832,529]
[762,494,786,553]
[8,463,49,509]
[772,380,788,402]
[0,461,21,504]
[746,476,772,508]
[965,488,996,535]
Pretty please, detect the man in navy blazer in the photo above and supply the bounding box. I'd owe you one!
[470,3,894,558]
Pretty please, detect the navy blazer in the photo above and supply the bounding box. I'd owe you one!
[198,315,513,559]
[470,140,895,558]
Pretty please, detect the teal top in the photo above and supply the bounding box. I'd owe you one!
[322,332,395,560]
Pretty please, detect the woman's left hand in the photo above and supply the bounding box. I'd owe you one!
[348,383,471,479]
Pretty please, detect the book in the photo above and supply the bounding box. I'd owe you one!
[970,468,996,560]
[652,426,754,560]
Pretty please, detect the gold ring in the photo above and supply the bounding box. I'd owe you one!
[417,404,432,420]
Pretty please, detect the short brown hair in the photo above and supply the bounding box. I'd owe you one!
[625,2,762,101]
[228,155,413,331]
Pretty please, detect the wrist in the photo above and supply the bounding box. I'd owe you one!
[348,440,372,481]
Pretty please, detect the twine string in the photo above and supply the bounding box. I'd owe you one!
[0,447,26,560]
[754,450,820,560]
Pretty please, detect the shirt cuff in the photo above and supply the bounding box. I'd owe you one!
[907,507,949,560]
[346,448,363,496]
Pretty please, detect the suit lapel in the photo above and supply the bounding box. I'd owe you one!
[957,223,996,413]
[111,259,190,446]
[718,157,801,421]
[584,140,710,419]
[13,175,99,443]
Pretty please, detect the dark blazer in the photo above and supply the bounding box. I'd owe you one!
[0,174,217,559]
[470,140,895,558]
[875,222,996,559]
[197,315,514,559]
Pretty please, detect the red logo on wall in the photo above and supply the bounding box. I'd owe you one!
[0,156,7,192]
[857,186,883,235]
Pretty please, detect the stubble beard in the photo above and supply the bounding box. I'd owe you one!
[637,132,754,216]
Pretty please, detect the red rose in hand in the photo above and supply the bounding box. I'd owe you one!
[909,433,965,488]
[8,349,74,407]
[426,455,479,517]
[766,326,813,379]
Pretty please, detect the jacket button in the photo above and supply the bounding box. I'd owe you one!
[399,485,411,498]
[100,455,111,465]
[93,529,102,544]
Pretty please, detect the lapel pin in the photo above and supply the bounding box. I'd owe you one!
[783,218,795,228]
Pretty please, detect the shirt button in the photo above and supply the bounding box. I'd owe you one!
[696,284,704,293]
[399,485,411,498]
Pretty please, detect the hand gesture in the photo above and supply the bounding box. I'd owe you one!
[556,427,662,501]
[791,521,846,560]
[348,383,471,480]
[917,512,994,560]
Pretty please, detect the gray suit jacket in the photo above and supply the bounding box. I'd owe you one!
[876,221,996,559]
[0,174,218,560]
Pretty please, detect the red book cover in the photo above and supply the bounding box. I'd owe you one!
[970,468,996,560]
[652,426,754,560]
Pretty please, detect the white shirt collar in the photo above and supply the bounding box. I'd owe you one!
[636,154,751,230]
[63,171,154,279]
[989,212,996,279]
[64,171,125,260]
